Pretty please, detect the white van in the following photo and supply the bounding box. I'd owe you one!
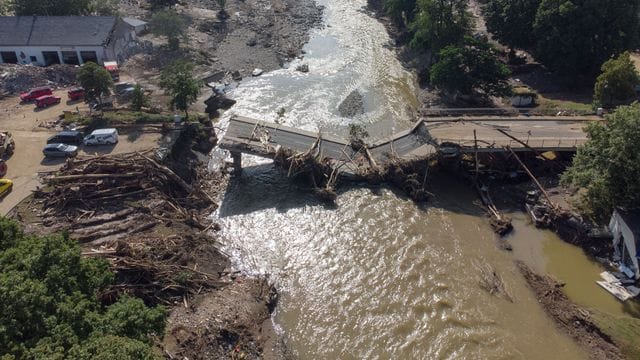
[83,128,119,146]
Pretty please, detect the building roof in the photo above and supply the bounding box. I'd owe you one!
[617,208,640,237]
[122,17,147,28]
[0,16,117,47]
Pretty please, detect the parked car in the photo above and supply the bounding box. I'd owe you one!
[20,86,53,102]
[35,95,62,108]
[43,143,78,158]
[0,178,12,197]
[47,130,84,145]
[83,128,118,146]
[67,87,85,101]
[89,99,114,111]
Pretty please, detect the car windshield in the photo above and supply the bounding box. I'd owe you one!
[56,144,67,150]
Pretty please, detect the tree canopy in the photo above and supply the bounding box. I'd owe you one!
[561,103,640,221]
[13,0,90,15]
[593,52,640,108]
[77,62,113,106]
[430,38,512,97]
[159,60,200,118]
[130,83,150,111]
[409,0,471,52]
[381,0,417,26]
[0,218,165,359]
[149,9,186,50]
[533,0,640,80]
[147,0,179,9]
[482,0,540,50]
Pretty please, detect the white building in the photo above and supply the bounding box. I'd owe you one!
[610,208,640,279]
[0,16,145,67]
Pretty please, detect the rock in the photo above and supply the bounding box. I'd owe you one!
[246,37,257,47]
[204,94,237,115]
[252,68,264,77]
[231,70,242,81]
[338,89,365,118]
[296,64,309,73]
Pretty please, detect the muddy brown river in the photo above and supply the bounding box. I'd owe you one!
[214,0,596,358]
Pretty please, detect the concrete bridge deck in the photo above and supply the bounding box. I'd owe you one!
[219,115,595,167]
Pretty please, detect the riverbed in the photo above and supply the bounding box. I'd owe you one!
[214,0,592,358]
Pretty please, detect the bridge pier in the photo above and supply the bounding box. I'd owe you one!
[231,151,242,175]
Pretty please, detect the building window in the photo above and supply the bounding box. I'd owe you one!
[0,52,18,64]
[42,51,61,66]
[61,51,80,65]
[80,51,98,64]
[29,56,37,63]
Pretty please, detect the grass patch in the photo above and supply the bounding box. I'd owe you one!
[63,111,176,126]
[535,95,595,115]
[592,310,640,360]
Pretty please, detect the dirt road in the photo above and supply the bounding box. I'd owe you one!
[0,90,161,215]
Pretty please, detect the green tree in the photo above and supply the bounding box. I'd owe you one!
[147,0,178,9]
[562,103,640,221]
[149,9,186,50]
[594,52,640,108]
[77,62,113,108]
[482,0,541,50]
[533,0,640,81]
[381,0,417,26]
[0,218,165,359]
[159,60,200,118]
[409,0,471,53]
[91,0,118,15]
[12,0,91,15]
[130,84,150,111]
[430,38,512,97]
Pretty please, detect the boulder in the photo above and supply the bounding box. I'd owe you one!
[204,94,236,115]
[252,68,264,77]
[338,89,364,118]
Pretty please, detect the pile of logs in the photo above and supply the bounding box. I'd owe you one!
[33,151,226,304]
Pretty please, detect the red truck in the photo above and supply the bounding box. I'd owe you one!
[35,95,61,108]
[67,87,85,101]
[20,86,53,102]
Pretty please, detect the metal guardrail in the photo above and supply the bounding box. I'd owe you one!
[437,138,584,149]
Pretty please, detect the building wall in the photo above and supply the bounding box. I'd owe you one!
[0,45,110,66]
[610,211,639,278]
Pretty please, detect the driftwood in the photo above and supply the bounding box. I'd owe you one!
[32,151,225,304]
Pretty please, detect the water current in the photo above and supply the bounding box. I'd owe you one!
[214,0,590,358]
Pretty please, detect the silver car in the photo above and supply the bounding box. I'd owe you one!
[43,143,78,158]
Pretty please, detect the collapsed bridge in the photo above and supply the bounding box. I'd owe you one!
[219,115,596,173]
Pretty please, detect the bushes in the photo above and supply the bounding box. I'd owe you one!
[0,218,165,359]
[561,103,640,221]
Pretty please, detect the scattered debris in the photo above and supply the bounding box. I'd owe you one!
[0,64,77,97]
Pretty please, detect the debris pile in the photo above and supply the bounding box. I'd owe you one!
[0,64,78,96]
[32,150,227,304]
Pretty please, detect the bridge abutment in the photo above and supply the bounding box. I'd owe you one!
[231,151,242,175]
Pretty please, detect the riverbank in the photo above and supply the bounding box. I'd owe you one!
[118,0,324,110]
[6,123,284,359]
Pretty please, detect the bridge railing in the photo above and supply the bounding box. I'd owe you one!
[436,138,585,149]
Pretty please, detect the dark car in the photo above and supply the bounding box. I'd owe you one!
[43,143,78,158]
[47,130,84,145]
[67,87,85,101]
[20,86,53,102]
[35,95,61,108]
